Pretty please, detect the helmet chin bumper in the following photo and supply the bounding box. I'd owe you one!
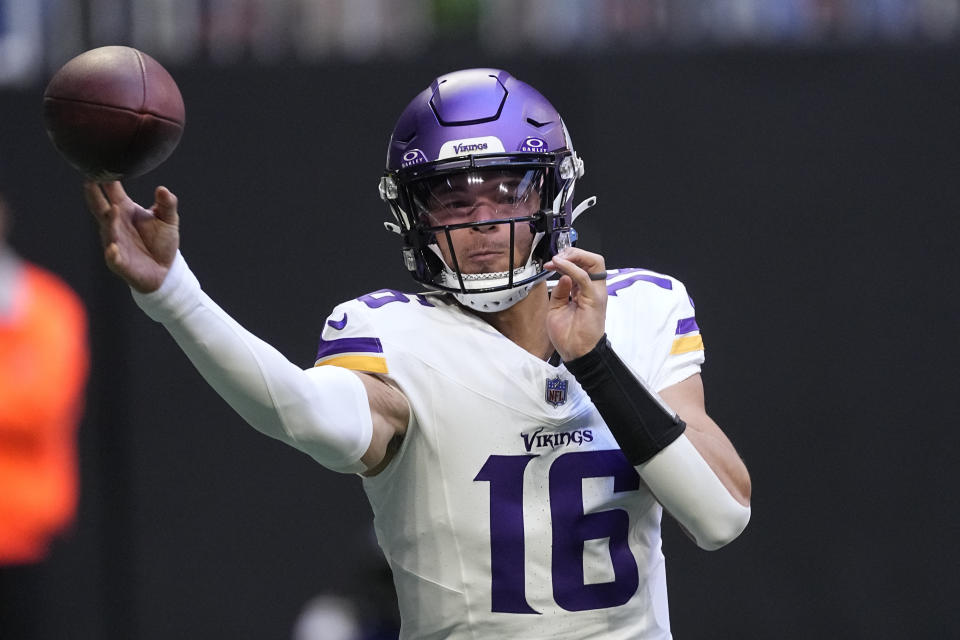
[452,279,544,311]
[437,261,549,312]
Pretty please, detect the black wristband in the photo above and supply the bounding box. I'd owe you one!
[564,334,686,465]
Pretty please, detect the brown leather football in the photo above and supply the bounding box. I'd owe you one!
[42,46,185,181]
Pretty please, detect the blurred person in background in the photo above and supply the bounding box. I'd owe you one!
[293,525,401,639]
[293,594,363,640]
[0,193,89,639]
[84,69,750,638]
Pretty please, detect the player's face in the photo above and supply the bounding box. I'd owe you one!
[420,169,542,274]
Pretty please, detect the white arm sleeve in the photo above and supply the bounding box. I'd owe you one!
[637,434,751,550]
[131,252,372,474]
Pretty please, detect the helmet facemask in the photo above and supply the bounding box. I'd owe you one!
[382,153,580,311]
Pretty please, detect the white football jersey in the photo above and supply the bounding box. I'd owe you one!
[315,268,704,640]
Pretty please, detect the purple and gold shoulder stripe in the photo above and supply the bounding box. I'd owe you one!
[605,268,673,296]
[314,335,388,374]
[671,316,704,355]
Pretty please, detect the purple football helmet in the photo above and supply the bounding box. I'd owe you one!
[379,68,592,312]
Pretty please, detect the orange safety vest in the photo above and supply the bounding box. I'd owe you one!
[0,263,88,564]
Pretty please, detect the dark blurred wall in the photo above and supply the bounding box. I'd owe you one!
[2,48,957,639]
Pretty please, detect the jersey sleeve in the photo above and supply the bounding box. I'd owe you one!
[651,279,705,392]
[314,299,390,375]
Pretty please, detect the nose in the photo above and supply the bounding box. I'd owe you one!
[471,200,499,229]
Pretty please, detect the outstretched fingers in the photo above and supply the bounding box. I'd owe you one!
[83,181,111,221]
[82,180,180,292]
[151,186,179,225]
[100,180,131,206]
[83,182,118,250]
[103,240,125,273]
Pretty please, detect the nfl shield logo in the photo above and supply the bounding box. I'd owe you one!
[545,376,568,407]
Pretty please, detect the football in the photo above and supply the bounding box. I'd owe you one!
[42,46,185,181]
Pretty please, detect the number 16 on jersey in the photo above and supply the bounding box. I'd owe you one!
[474,449,642,614]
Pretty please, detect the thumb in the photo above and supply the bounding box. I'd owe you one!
[549,275,573,309]
[153,186,179,225]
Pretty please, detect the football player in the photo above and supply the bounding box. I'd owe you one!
[85,69,751,639]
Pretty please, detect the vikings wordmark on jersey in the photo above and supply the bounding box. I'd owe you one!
[314,269,704,640]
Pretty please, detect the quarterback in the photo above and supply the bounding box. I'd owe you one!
[85,69,751,639]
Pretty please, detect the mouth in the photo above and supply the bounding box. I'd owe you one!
[462,242,509,259]
[459,248,510,274]
[466,249,504,260]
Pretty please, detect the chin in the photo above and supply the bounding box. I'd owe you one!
[475,256,526,274]
[460,260,502,274]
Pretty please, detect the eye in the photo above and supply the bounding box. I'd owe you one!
[434,194,472,209]
[495,183,526,205]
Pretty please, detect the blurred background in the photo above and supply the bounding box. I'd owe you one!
[2,1,959,638]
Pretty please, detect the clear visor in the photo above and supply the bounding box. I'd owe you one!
[408,167,546,228]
